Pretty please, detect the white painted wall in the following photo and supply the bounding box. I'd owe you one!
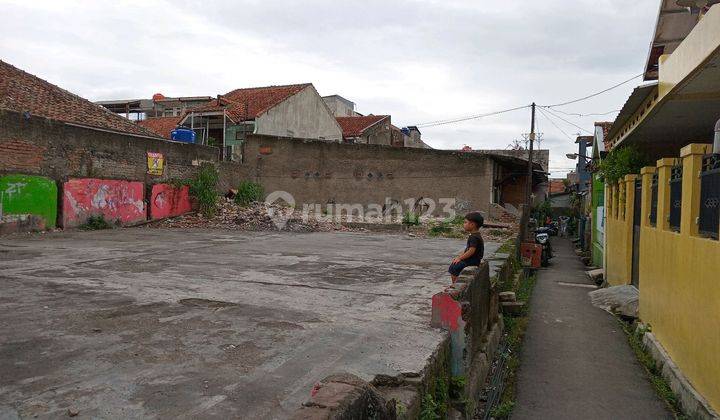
[256,86,343,142]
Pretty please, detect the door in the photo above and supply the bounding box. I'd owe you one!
[631,179,642,288]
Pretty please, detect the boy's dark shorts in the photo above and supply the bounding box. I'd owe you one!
[448,259,480,276]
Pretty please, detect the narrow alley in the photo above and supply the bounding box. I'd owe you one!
[513,238,672,420]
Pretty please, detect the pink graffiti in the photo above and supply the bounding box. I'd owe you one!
[62,178,145,228]
[150,184,192,220]
[431,292,462,331]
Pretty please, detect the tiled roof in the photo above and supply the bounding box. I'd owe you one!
[188,84,312,122]
[549,179,567,195]
[137,116,182,139]
[336,115,389,138]
[0,60,161,138]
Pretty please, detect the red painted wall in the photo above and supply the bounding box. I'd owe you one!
[62,178,146,228]
[150,184,192,220]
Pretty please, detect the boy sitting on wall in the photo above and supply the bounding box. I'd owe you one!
[448,212,485,284]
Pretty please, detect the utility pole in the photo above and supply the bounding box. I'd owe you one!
[525,102,536,207]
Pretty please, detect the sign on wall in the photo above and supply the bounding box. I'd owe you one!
[147,152,165,176]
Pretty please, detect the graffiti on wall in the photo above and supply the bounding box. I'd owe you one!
[62,178,145,228]
[150,184,192,220]
[0,174,57,228]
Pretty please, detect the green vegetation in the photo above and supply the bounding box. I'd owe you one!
[497,238,515,256]
[618,321,687,419]
[446,214,465,225]
[449,375,466,399]
[533,200,552,225]
[428,221,453,236]
[597,145,650,184]
[490,401,515,418]
[79,215,113,230]
[402,211,420,226]
[189,163,219,217]
[487,242,537,419]
[235,181,264,206]
[420,375,450,420]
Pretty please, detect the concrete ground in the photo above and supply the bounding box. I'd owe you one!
[513,238,672,420]
[0,228,499,419]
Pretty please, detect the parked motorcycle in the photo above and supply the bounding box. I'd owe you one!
[535,226,554,267]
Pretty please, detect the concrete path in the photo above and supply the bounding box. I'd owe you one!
[513,238,672,420]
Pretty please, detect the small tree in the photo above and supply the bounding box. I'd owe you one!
[235,181,264,207]
[189,163,219,217]
[597,145,650,184]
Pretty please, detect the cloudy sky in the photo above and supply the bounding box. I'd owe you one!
[1,0,660,176]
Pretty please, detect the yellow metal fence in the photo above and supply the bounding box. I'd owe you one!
[605,143,720,412]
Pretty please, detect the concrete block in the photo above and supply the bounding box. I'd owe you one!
[499,291,516,302]
[62,178,146,228]
[501,301,525,316]
[149,184,192,220]
[0,174,57,228]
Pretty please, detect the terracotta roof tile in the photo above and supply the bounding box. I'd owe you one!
[549,179,567,194]
[187,84,311,122]
[336,115,388,138]
[137,116,182,139]
[0,60,161,138]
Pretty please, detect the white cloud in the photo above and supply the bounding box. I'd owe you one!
[0,0,660,177]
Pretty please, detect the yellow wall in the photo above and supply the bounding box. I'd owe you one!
[607,144,720,411]
[605,177,635,286]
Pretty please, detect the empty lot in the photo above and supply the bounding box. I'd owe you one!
[0,228,499,419]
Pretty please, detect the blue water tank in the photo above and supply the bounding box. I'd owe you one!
[171,128,196,143]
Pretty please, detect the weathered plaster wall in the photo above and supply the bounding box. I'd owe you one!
[0,110,222,185]
[255,86,343,142]
[242,135,495,216]
[62,179,146,228]
[149,184,192,220]
[0,174,57,228]
[361,118,392,146]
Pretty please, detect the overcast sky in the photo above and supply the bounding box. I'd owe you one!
[1,0,660,176]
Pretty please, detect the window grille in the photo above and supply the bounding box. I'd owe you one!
[699,154,720,239]
[649,174,658,226]
[669,165,683,232]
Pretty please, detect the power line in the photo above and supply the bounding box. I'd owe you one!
[537,107,574,141]
[542,107,593,135]
[548,108,621,118]
[416,104,530,128]
[539,73,642,108]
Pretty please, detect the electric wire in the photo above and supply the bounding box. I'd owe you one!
[547,108,621,118]
[415,104,530,128]
[542,107,594,135]
[538,73,643,108]
[537,106,574,142]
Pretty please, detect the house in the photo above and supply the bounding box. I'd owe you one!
[0,60,161,138]
[590,121,612,268]
[96,94,212,120]
[336,115,391,145]
[603,3,720,416]
[137,116,182,139]
[322,95,359,117]
[175,83,343,160]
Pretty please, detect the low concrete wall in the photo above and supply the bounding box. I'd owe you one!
[0,174,57,228]
[149,184,192,220]
[62,178,146,228]
[293,251,508,419]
